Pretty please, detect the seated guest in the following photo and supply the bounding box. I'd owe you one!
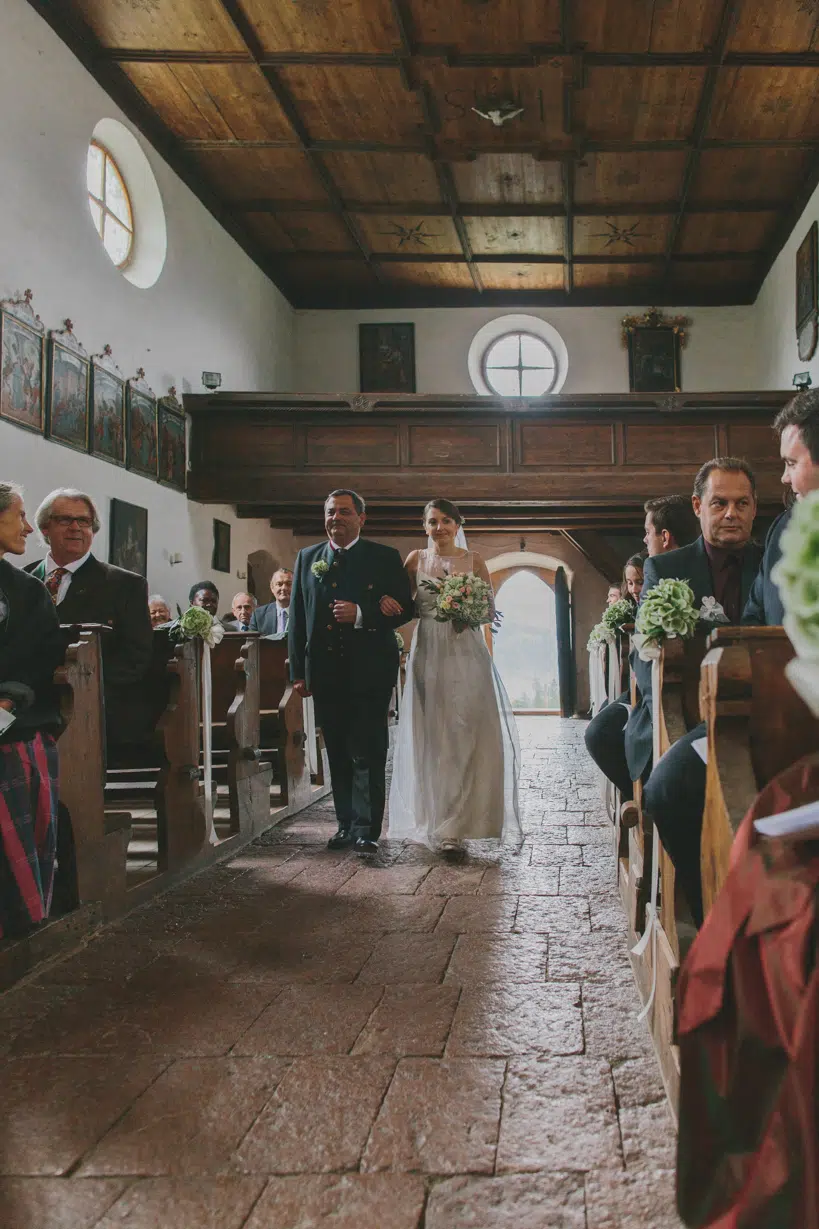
[585,494,699,800]
[190,581,219,617]
[222,591,257,632]
[250,568,293,637]
[638,459,763,926]
[622,554,645,605]
[148,594,171,628]
[606,584,622,607]
[0,483,64,938]
[744,389,819,625]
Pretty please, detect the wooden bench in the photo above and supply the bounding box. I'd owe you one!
[699,625,819,913]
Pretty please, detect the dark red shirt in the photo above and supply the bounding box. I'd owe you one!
[703,540,745,624]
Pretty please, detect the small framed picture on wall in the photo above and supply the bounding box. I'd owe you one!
[212,518,231,574]
[0,290,45,434]
[359,323,416,393]
[110,498,148,578]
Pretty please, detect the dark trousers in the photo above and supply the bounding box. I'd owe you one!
[313,684,392,841]
[585,694,634,799]
[642,721,707,927]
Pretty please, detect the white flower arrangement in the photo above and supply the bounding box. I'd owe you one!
[770,491,819,715]
[420,570,497,630]
[311,559,330,579]
[170,606,225,649]
[394,629,406,651]
[633,578,698,660]
[587,622,613,652]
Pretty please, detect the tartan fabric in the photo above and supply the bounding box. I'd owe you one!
[0,732,58,938]
[676,753,819,1229]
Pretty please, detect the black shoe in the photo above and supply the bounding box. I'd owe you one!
[327,828,353,850]
[355,838,379,855]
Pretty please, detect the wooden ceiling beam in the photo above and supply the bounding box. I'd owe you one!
[235,199,785,217]
[271,251,754,265]
[561,2,575,295]
[216,0,382,281]
[181,137,819,155]
[662,0,741,281]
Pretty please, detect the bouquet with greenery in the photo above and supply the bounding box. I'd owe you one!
[634,578,698,659]
[420,570,497,631]
[772,490,819,660]
[169,605,225,649]
[602,596,636,632]
[586,622,613,652]
[394,629,406,652]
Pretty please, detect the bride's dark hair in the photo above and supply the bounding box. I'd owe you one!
[423,498,463,526]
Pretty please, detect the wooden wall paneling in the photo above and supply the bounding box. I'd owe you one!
[707,67,819,143]
[724,421,778,461]
[322,152,444,205]
[728,0,819,54]
[688,147,816,207]
[123,62,295,142]
[409,0,562,52]
[517,421,617,468]
[573,262,661,288]
[194,419,296,469]
[275,64,426,144]
[677,210,779,253]
[193,148,328,202]
[623,422,718,466]
[70,0,246,50]
[407,422,503,468]
[304,423,400,467]
[381,262,475,287]
[575,67,706,143]
[237,0,396,54]
[572,0,721,54]
[573,152,688,207]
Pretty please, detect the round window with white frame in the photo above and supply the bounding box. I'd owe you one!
[85,119,168,289]
[468,314,569,397]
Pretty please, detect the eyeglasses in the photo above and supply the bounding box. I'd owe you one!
[51,516,93,528]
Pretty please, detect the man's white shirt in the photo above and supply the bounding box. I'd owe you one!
[44,549,92,604]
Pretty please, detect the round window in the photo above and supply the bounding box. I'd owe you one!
[87,141,134,269]
[482,332,558,397]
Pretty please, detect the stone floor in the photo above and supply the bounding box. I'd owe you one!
[0,718,682,1228]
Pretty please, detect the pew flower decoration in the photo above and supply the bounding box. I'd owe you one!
[394,630,406,652]
[311,559,330,579]
[771,490,819,712]
[601,597,636,632]
[170,605,225,649]
[633,578,698,661]
[421,571,499,630]
[587,622,613,652]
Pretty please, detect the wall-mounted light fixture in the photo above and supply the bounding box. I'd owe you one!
[168,552,183,566]
[202,371,222,390]
[793,371,813,390]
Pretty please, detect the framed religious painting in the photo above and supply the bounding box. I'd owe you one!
[46,319,90,453]
[359,323,416,393]
[126,368,158,480]
[0,289,45,433]
[796,222,818,362]
[90,345,126,466]
[212,518,231,574]
[157,387,187,492]
[109,497,148,577]
[622,308,689,393]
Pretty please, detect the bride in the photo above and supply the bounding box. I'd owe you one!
[381,498,522,853]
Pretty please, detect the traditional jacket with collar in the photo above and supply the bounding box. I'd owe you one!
[624,535,763,781]
[288,538,412,694]
[0,559,64,743]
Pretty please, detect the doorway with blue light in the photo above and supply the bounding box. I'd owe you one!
[493,569,559,714]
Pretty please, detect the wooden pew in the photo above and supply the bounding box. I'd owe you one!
[699,626,819,913]
[257,637,328,814]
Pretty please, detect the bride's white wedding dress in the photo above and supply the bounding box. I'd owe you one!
[388,549,522,847]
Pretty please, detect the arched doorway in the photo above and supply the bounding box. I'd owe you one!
[492,565,560,715]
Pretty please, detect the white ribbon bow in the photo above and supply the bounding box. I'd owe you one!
[698,596,730,624]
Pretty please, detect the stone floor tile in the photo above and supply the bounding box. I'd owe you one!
[362,1058,504,1174]
[584,1169,683,1228]
[79,1057,289,1176]
[352,985,459,1056]
[513,897,591,934]
[336,866,432,897]
[229,932,378,986]
[566,824,611,845]
[232,985,383,1056]
[284,859,362,894]
[582,981,655,1063]
[0,1179,127,1229]
[416,864,488,895]
[425,1173,586,1229]
[526,827,568,846]
[446,984,582,1057]
[94,1178,265,1229]
[245,1173,426,1228]
[444,934,549,985]
[0,1056,167,1175]
[478,865,562,896]
[350,895,445,933]
[356,933,457,984]
[559,863,619,896]
[0,985,84,1060]
[612,1056,669,1108]
[496,1057,622,1173]
[588,896,630,933]
[235,1058,394,1174]
[619,1103,679,1170]
[435,897,518,932]
[547,933,631,982]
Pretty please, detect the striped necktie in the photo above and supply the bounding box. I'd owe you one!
[45,567,69,605]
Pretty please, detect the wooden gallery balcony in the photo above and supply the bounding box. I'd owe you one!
[185,392,789,534]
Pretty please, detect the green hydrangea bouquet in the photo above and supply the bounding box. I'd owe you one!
[772,489,819,659]
[586,622,613,652]
[634,577,698,657]
[602,596,636,632]
[170,605,225,649]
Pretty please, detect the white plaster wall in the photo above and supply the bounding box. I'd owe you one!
[754,181,819,391]
[0,0,296,612]
[293,304,760,395]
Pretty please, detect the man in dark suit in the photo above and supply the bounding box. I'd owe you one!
[635,459,762,925]
[289,490,412,853]
[250,568,293,638]
[585,493,699,801]
[27,487,153,908]
[743,390,819,625]
[222,591,257,632]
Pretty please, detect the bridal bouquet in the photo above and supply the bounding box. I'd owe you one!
[421,570,497,630]
[633,577,698,660]
[169,605,225,648]
[601,596,636,632]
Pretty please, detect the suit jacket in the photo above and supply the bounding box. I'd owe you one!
[624,536,763,780]
[221,617,251,633]
[0,559,64,743]
[289,538,412,694]
[742,508,789,626]
[250,601,288,638]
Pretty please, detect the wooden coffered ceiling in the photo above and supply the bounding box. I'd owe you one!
[31,0,819,308]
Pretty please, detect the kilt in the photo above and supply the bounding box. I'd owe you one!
[0,731,58,938]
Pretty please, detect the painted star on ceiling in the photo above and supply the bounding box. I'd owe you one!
[380,221,442,249]
[592,221,649,248]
